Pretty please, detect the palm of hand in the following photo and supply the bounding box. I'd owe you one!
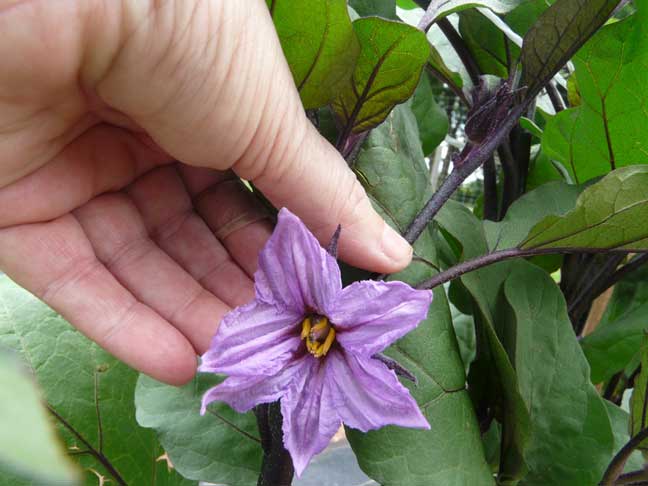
[0,141,272,384]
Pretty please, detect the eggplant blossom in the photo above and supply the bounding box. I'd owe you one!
[199,208,432,476]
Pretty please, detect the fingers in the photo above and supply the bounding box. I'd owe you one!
[0,124,172,228]
[0,215,196,385]
[73,193,227,353]
[178,166,273,278]
[126,165,258,307]
[91,0,412,273]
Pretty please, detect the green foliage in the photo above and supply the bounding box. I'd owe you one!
[269,0,359,109]
[0,351,80,486]
[521,166,648,251]
[0,275,191,486]
[332,17,430,135]
[629,335,648,456]
[348,105,494,486]
[411,73,449,155]
[520,0,622,98]
[135,374,262,486]
[436,202,530,485]
[348,0,398,19]
[503,263,615,486]
[582,300,648,384]
[542,4,648,182]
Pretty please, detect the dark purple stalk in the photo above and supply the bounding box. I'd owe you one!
[255,403,294,486]
[415,248,646,291]
[404,102,529,245]
[600,428,648,485]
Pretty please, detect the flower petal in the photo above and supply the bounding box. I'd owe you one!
[280,357,341,476]
[199,299,302,377]
[255,208,342,314]
[201,357,307,414]
[329,280,433,356]
[326,350,430,432]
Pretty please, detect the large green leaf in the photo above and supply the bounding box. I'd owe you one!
[520,0,622,98]
[629,335,648,457]
[541,6,648,182]
[135,374,262,486]
[269,0,360,109]
[502,262,615,486]
[436,202,530,485]
[411,72,449,155]
[348,105,494,486]
[0,351,80,486]
[520,166,648,251]
[0,276,191,486]
[332,17,430,135]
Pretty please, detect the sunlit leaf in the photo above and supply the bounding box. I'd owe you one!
[270,0,360,109]
[520,0,622,98]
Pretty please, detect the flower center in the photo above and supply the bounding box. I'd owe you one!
[300,315,336,358]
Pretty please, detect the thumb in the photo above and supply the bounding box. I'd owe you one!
[93,0,412,273]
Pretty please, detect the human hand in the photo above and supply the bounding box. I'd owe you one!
[0,0,412,384]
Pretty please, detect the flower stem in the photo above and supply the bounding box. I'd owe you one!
[255,402,294,486]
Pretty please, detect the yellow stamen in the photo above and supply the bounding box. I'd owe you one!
[300,317,311,340]
[314,328,336,358]
[309,317,329,336]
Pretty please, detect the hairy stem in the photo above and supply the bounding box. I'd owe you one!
[404,102,529,245]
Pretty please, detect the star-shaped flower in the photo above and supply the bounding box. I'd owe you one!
[199,208,432,475]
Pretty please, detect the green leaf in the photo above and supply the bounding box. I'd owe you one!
[582,301,648,384]
[459,10,511,78]
[332,17,430,135]
[520,166,648,251]
[436,202,531,485]
[0,275,190,486]
[427,45,464,91]
[348,105,494,486]
[520,0,622,98]
[0,351,80,486]
[629,334,648,457]
[348,0,398,19]
[605,401,644,473]
[135,374,262,486]
[502,262,615,486]
[484,180,581,250]
[411,72,449,155]
[541,7,648,182]
[270,0,360,109]
[355,103,430,230]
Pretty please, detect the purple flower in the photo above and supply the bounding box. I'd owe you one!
[199,208,432,476]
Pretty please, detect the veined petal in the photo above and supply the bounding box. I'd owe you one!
[326,350,430,432]
[200,358,306,414]
[199,300,302,377]
[255,208,342,314]
[280,357,341,477]
[329,280,432,357]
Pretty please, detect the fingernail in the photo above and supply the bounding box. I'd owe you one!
[381,224,413,266]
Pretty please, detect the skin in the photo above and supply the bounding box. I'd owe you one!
[0,0,412,385]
